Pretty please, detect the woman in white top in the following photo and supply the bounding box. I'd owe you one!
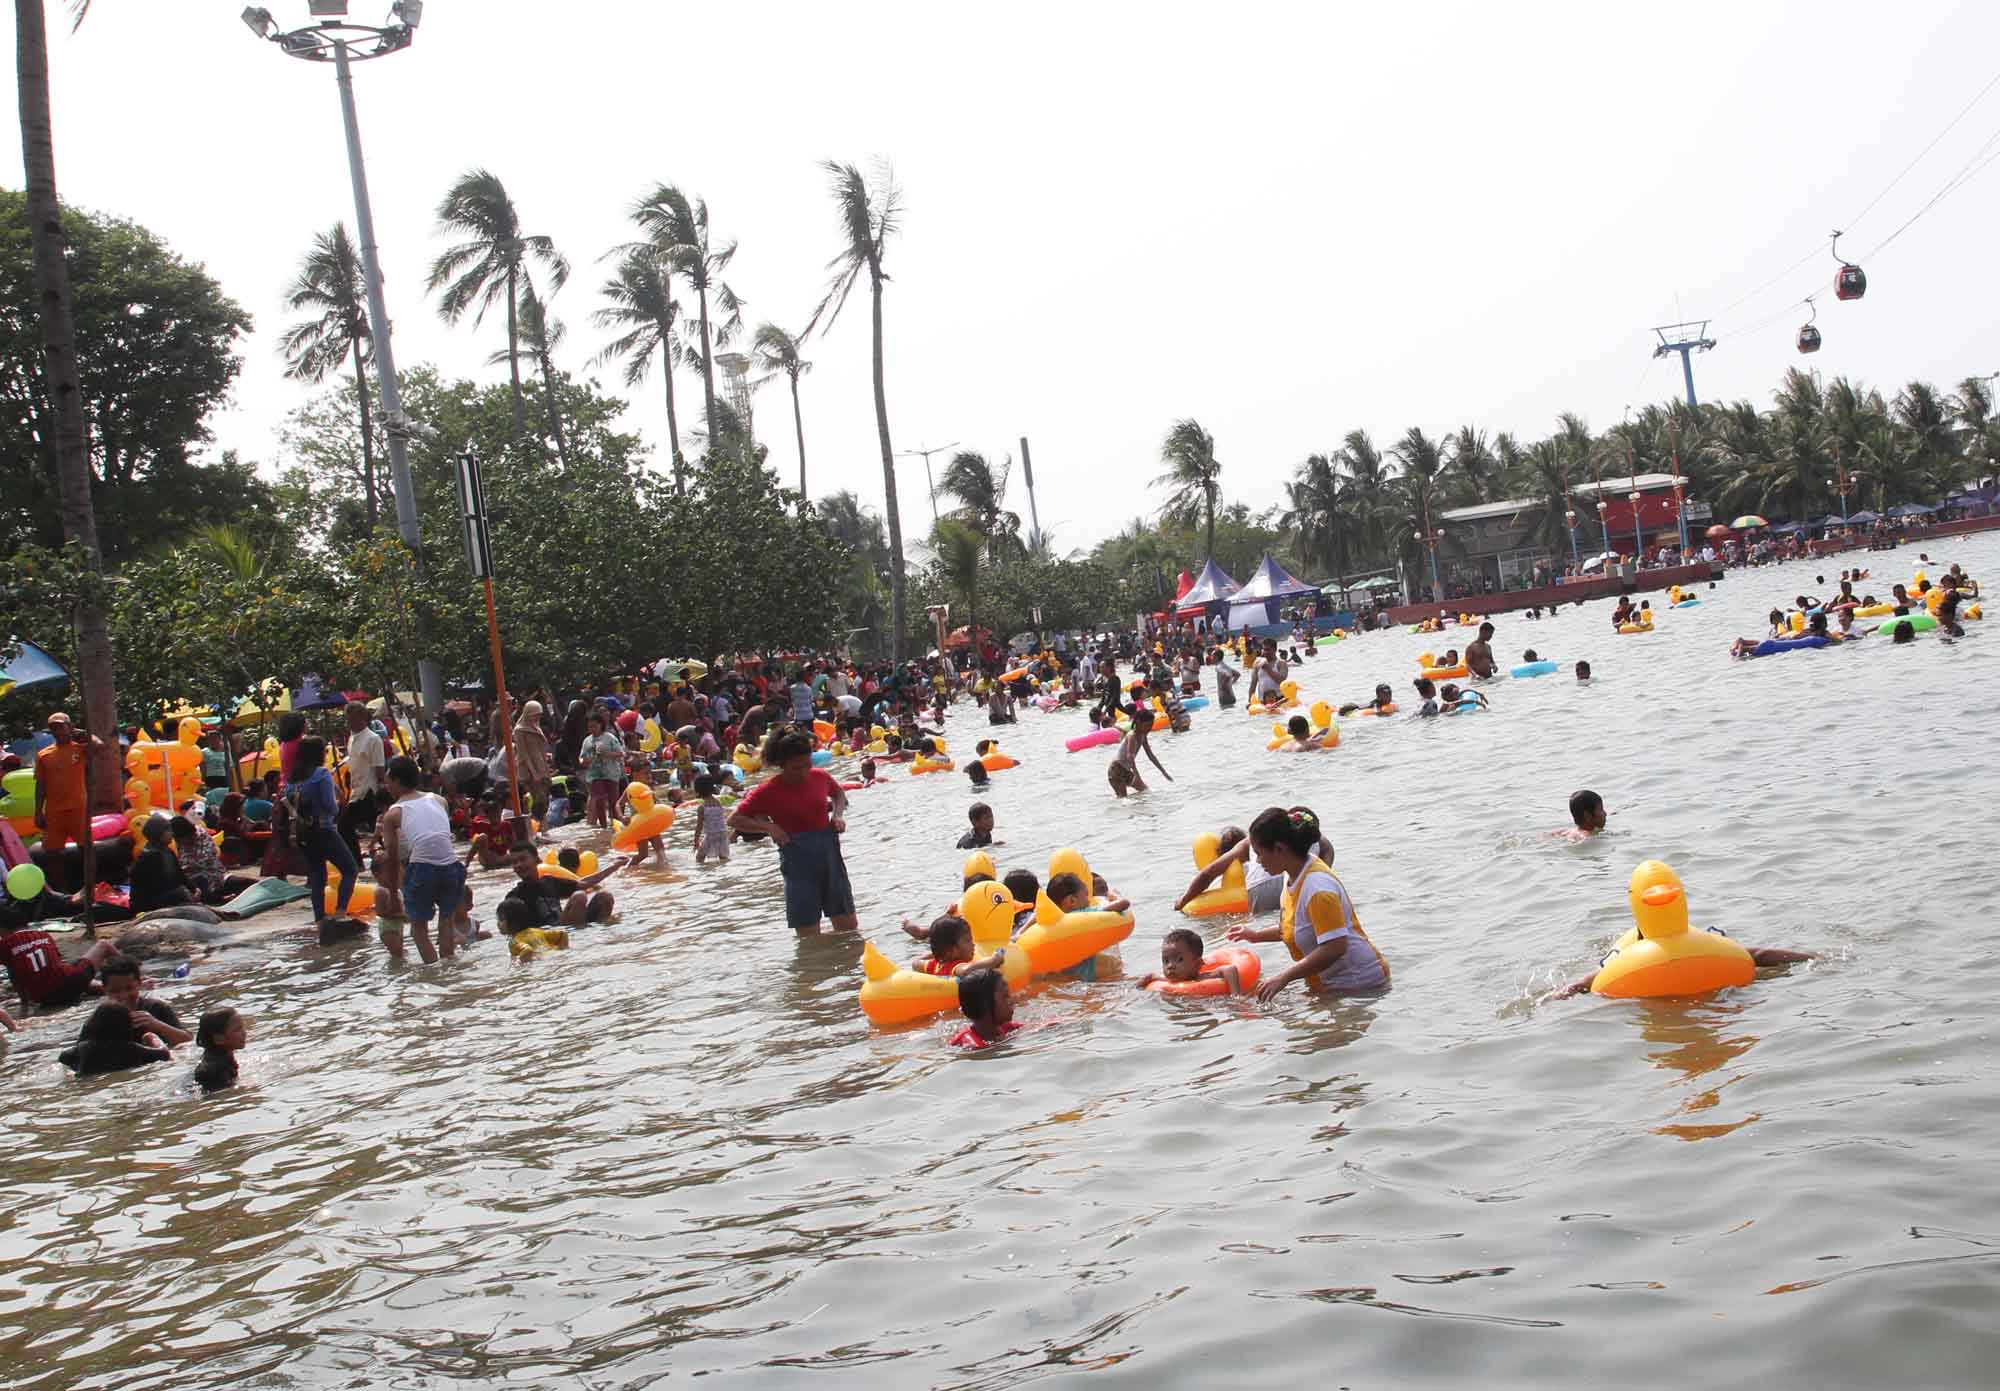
[377,754,468,964]
[1228,807,1387,1001]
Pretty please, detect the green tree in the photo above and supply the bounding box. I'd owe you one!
[926,517,985,656]
[750,322,812,500]
[278,222,378,526]
[1445,425,1498,505]
[427,168,569,441]
[625,185,742,447]
[1154,419,1222,560]
[591,249,686,488]
[810,159,908,660]
[0,191,256,563]
[1279,451,1352,582]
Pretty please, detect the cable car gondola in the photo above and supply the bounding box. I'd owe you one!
[1831,229,1867,301]
[1797,297,1822,354]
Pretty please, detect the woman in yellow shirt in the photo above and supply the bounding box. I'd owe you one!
[1228,807,1388,1002]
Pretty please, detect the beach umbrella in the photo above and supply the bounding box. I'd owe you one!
[1731,514,1768,529]
[1848,510,1880,524]
[1704,524,1732,540]
[366,691,418,713]
[1579,551,1617,573]
[292,675,350,711]
[230,679,293,728]
[0,639,68,698]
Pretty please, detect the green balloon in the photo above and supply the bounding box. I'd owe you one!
[6,861,46,901]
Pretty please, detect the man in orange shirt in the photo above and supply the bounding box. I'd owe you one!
[34,713,97,869]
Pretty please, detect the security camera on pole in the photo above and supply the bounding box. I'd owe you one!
[243,1,443,715]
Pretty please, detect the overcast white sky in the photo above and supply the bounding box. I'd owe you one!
[9,1,2000,550]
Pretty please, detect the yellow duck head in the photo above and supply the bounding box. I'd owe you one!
[961,879,1023,951]
[1191,832,1220,868]
[1627,859,1691,940]
[962,850,997,884]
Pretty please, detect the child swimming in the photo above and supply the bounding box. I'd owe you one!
[1134,927,1246,994]
[193,1007,247,1092]
[1227,807,1388,1001]
[1337,684,1396,717]
[1410,677,1440,717]
[957,802,998,849]
[1275,715,1321,752]
[1108,708,1172,798]
[950,966,1021,1049]
[1046,871,1130,915]
[1565,789,1607,838]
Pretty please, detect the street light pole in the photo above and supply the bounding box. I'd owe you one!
[246,4,442,714]
[897,441,958,521]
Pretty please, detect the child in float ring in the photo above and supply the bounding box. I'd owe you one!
[1228,808,1388,1002]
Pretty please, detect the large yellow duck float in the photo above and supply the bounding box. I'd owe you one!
[859,879,1032,1026]
[1180,832,1249,916]
[1590,860,1754,998]
[1020,847,1136,974]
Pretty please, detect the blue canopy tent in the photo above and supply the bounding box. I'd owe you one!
[0,639,69,699]
[1847,510,1881,524]
[1226,554,1320,627]
[1174,559,1241,619]
[1888,503,1937,518]
[1770,521,1804,535]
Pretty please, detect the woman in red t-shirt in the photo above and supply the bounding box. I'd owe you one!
[729,729,856,933]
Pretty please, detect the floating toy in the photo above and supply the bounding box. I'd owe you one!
[1019,847,1134,974]
[811,750,833,767]
[980,746,1019,772]
[89,813,126,840]
[1145,944,1261,997]
[1065,727,1121,753]
[858,879,1032,1026]
[612,805,675,851]
[1511,660,1558,678]
[1247,679,1301,715]
[1591,860,1754,998]
[1673,597,1700,608]
[1750,635,1829,656]
[1353,703,1399,717]
[1878,611,1936,632]
[1852,603,1893,617]
[910,755,954,775]
[1419,664,1470,680]
[324,871,377,919]
[813,720,836,743]
[1181,832,1249,916]
[1616,621,1653,635]
[864,739,889,754]
[509,927,570,959]
[1181,695,1210,711]
[998,666,1031,683]
[733,746,763,774]
[540,849,598,883]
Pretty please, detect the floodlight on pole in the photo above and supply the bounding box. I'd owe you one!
[246,2,437,712]
[897,441,957,520]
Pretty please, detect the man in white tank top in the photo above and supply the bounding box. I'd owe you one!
[377,754,468,964]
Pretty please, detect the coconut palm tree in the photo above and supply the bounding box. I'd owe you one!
[750,323,812,499]
[1445,425,1498,505]
[819,490,891,651]
[1153,419,1223,559]
[591,250,686,489]
[15,0,118,812]
[1336,429,1394,564]
[1953,376,2000,483]
[808,159,907,659]
[1892,379,1964,503]
[1389,428,1450,580]
[493,289,572,475]
[938,450,1024,562]
[1518,439,1578,556]
[1279,452,1351,582]
[279,223,379,525]
[625,185,742,447]
[427,169,569,440]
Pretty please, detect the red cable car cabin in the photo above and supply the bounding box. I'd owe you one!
[1797,323,1822,354]
[1836,263,1867,300]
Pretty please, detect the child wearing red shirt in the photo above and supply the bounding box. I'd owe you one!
[950,966,1022,1049]
[728,730,856,933]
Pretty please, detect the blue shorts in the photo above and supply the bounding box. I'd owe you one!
[777,828,855,929]
[402,860,465,924]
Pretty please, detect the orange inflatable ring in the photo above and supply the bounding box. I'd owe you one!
[999,666,1030,683]
[910,755,954,775]
[1146,945,1262,996]
[539,865,580,884]
[612,804,675,851]
[1354,703,1399,716]
[980,752,1019,771]
[1419,665,1469,680]
[813,719,836,743]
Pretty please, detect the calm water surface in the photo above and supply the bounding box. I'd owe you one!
[5,537,1999,1389]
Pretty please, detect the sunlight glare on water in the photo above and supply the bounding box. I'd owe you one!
[3,536,1998,1389]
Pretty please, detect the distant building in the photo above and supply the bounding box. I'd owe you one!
[1436,473,1698,590]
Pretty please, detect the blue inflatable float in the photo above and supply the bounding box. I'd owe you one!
[1510,660,1558,678]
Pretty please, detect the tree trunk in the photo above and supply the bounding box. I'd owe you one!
[790,370,808,505]
[352,334,378,526]
[696,281,716,445]
[506,267,525,440]
[1204,490,1216,561]
[659,329,683,493]
[540,352,572,475]
[17,0,118,814]
[870,265,905,661]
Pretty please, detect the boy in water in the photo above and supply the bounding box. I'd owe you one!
[957,802,999,849]
[1410,677,1441,717]
[1565,789,1608,838]
[1108,708,1172,798]
[1133,926,1245,994]
[1574,660,1593,683]
[1046,871,1130,915]
[1275,715,1322,752]
[951,967,1021,1049]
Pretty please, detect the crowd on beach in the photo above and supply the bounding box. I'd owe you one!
[1,544,1979,1072]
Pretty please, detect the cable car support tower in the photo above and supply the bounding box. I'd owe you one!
[1651,321,1716,409]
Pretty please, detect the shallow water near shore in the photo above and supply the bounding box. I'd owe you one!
[4,536,1998,1390]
